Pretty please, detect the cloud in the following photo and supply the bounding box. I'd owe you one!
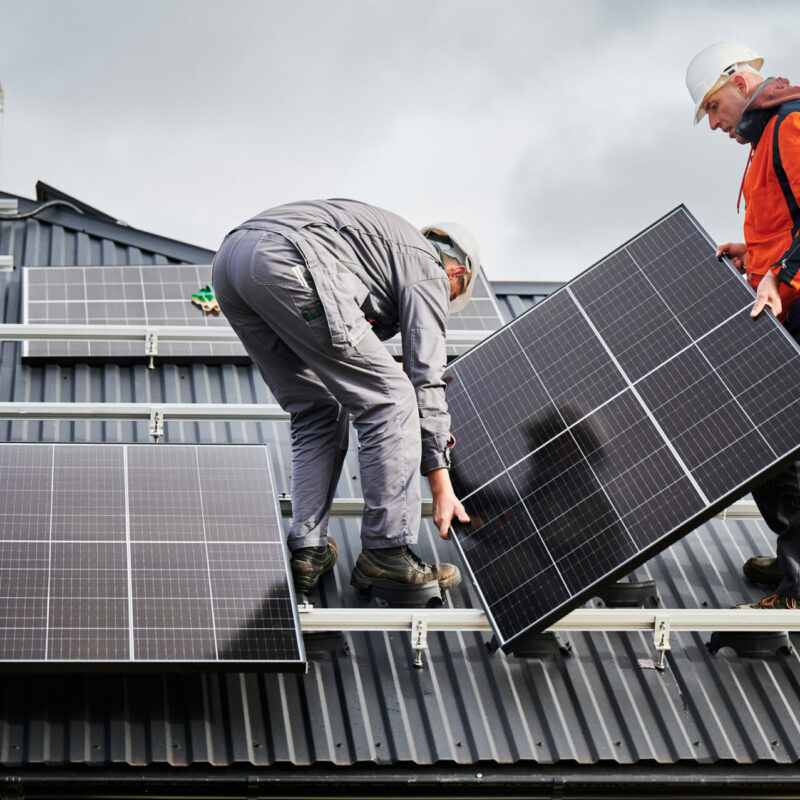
[1,0,799,281]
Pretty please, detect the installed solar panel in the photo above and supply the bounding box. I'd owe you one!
[445,206,800,650]
[22,265,245,363]
[0,443,305,669]
[22,265,504,363]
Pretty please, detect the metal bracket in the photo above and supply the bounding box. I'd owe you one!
[0,199,19,217]
[149,407,164,442]
[654,614,671,671]
[145,329,158,369]
[411,613,429,669]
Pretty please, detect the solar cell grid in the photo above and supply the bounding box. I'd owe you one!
[446,206,800,649]
[23,264,505,363]
[0,443,304,668]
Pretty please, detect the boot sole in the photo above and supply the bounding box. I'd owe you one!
[742,560,784,586]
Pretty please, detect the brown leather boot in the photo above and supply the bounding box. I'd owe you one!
[290,536,338,594]
[350,545,461,593]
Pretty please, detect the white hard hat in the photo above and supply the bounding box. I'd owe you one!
[421,221,481,313]
[686,41,763,124]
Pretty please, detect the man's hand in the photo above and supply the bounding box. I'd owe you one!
[427,467,470,540]
[751,270,782,318]
[716,242,748,274]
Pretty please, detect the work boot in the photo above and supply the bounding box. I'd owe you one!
[350,545,461,593]
[290,536,338,594]
[742,556,784,585]
[733,593,799,610]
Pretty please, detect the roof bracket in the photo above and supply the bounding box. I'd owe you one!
[145,329,158,369]
[653,613,671,671]
[411,613,429,669]
[149,407,164,442]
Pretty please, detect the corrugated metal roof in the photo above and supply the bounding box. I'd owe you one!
[0,189,799,790]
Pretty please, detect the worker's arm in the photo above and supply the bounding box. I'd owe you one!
[398,274,471,536]
[398,276,454,474]
[427,467,470,539]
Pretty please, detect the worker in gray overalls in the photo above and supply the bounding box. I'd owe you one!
[212,199,478,603]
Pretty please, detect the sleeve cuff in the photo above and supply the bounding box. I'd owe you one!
[420,432,455,475]
[776,247,800,289]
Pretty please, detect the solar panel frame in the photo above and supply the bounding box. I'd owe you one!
[0,443,306,671]
[21,264,506,364]
[444,206,800,651]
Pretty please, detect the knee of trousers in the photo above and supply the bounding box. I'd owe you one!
[352,380,419,439]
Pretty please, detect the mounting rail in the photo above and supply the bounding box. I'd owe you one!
[298,606,799,669]
[0,323,488,347]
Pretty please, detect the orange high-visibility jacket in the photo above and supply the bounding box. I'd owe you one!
[741,96,800,319]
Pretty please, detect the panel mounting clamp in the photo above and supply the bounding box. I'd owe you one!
[149,407,164,441]
[654,613,671,671]
[145,329,158,369]
[411,613,429,669]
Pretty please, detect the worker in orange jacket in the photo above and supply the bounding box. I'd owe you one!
[687,42,800,609]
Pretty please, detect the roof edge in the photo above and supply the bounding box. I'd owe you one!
[0,186,216,264]
[5,762,800,797]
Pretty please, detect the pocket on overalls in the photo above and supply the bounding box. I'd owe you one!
[305,262,371,350]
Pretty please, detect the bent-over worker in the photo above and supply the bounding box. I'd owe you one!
[212,199,474,602]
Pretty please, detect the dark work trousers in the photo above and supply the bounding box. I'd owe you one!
[211,228,422,552]
[750,300,800,598]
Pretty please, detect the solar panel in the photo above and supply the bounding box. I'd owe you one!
[22,264,504,363]
[445,206,800,650]
[22,265,245,363]
[0,443,305,669]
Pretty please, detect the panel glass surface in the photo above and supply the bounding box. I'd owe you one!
[23,264,504,363]
[0,443,304,668]
[445,207,800,648]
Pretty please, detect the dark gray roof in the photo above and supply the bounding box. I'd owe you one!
[0,187,799,797]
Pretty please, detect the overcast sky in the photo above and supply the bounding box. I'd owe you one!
[0,0,798,282]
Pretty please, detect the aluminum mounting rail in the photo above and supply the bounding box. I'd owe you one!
[298,606,799,669]
[280,497,760,521]
[0,402,287,420]
[0,323,489,347]
[298,606,800,633]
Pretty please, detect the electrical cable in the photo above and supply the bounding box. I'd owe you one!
[1,199,85,220]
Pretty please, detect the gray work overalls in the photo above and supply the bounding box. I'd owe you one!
[211,199,453,550]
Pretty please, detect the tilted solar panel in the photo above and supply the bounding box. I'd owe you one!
[0,443,305,669]
[22,265,504,363]
[445,207,800,650]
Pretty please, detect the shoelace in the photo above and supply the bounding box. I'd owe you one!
[404,547,433,573]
